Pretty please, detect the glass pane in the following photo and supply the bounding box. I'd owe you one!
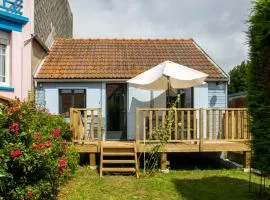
[60,93,72,117]
[74,89,85,94]
[60,89,72,94]
[74,92,86,108]
[0,44,5,82]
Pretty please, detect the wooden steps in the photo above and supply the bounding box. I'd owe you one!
[100,142,139,178]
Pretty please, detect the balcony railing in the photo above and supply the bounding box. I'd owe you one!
[135,108,250,143]
[0,0,23,15]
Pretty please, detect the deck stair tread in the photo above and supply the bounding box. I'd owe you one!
[100,141,139,178]
[103,152,135,156]
[103,160,136,164]
[102,167,136,172]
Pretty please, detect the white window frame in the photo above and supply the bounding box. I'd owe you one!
[0,30,10,86]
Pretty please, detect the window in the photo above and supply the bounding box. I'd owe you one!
[0,44,6,82]
[167,88,194,108]
[0,31,9,85]
[59,89,86,117]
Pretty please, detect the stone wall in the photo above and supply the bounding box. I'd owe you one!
[34,0,73,48]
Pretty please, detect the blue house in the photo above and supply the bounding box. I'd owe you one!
[34,38,229,141]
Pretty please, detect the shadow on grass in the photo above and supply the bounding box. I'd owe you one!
[173,176,265,200]
[168,152,230,170]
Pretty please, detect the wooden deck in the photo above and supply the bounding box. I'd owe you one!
[70,107,251,169]
[73,140,250,153]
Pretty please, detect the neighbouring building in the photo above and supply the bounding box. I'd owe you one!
[34,38,229,140]
[0,0,72,101]
[228,92,247,108]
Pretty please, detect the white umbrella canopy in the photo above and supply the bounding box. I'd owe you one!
[127,60,208,90]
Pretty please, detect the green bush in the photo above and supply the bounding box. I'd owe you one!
[0,99,79,199]
[248,0,270,173]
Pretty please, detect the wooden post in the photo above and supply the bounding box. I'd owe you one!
[174,109,178,140]
[143,111,146,141]
[231,110,235,139]
[243,111,248,139]
[219,110,222,139]
[181,111,184,140]
[162,110,166,131]
[187,110,190,140]
[70,108,74,140]
[149,110,153,140]
[206,110,210,139]
[237,111,241,139]
[193,110,197,140]
[212,109,216,139]
[160,152,168,171]
[89,153,97,169]
[225,110,229,139]
[136,108,139,144]
[155,111,159,139]
[199,109,204,151]
[243,151,251,169]
[100,142,103,177]
[98,109,102,146]
[90,110,94,141]
[84,110,88,141]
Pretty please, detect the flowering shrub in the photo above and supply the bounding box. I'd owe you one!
[0,99,78,199]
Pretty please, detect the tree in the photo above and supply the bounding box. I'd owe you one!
[228,61,249,94]
[248,0,270,173]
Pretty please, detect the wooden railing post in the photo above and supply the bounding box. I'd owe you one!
[98,108,102,144]
[193,110,197,140]
[225,110,229,139]
[136,108,139,144]
[70,108,74,140]
[90,110,94,142]
[84,110,88,141]
[149,110,153,139]
[199,109,204,151]
[174,108,178,140]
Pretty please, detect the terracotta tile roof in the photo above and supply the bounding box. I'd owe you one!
[35,38,227,79]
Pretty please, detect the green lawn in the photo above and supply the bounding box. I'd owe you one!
[58,167,268,200]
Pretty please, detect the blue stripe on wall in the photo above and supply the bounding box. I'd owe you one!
[0,86,14,91]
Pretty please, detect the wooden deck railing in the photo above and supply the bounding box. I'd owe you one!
[70,108,102,143]
[135,108,250,144]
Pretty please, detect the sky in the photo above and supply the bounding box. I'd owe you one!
[69,0,252,73]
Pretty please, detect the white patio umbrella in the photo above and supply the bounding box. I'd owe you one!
[127,60,208,105]
[127,60,208,90]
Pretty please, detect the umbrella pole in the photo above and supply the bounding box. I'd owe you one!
[166,76,170,107]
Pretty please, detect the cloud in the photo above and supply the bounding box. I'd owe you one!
[69,0,252,72]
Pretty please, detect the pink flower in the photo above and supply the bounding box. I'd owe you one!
[57,158,68,176]
[10,149,22,157]
[59,159,67,169]
[27,190,33,197]
[33,143,39,150]
[43,141,51,148]
[63,140,67,145]
[9,122,20,134]
[53,128,61,137]
[34,132,40,140]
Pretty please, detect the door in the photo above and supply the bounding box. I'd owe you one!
[106,83,127,140]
